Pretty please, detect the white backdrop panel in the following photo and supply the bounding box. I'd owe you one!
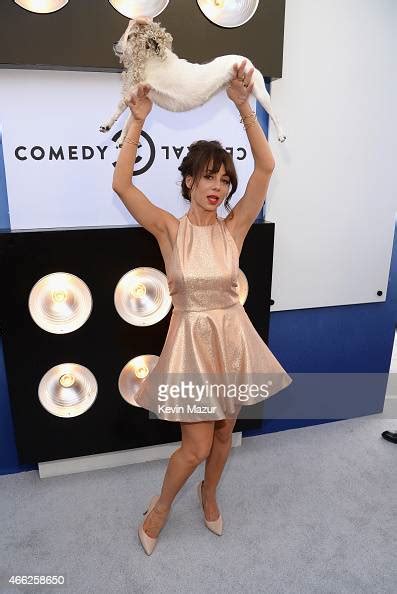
[0,69,255,230]
[266,0,397,310]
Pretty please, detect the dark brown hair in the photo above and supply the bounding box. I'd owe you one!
[178,140,237,219]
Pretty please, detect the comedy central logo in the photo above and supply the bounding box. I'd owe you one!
[13,131,246,174]
[112,129,155,176]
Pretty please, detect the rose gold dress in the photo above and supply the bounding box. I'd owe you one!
[133,213,292,422]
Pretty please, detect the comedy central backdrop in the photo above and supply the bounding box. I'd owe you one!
[0,0,285,231]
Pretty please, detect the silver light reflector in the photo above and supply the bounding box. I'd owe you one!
[197,0,258,28]
[28,272,92,334]
[114,267,172,326]
[119,354,159,406]
[14,1,69,14]
[237,268,249,304]
[108,0,169,19]
[38,363,98,418]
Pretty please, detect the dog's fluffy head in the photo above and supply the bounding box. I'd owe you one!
[114,18,173,84]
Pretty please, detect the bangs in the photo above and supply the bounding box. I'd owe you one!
[206,150,227,175]
[195,148,235,184]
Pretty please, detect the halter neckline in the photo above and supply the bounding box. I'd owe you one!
[185,214,219,228]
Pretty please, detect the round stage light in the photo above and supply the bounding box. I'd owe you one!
[119,354,159,406]
[38,363,98,418]
[114,267,172,326]
[14,1,69,14]
[197,0,258,28]
[28,272,93,334]
[108,0,169,19]
[237,268,249,304]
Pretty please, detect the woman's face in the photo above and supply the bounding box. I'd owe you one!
[186,162,231,212]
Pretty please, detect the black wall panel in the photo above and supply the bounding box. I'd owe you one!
[0,0,285,78]
[0,221,274,464]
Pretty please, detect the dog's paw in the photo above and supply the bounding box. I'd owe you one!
[100,124,110,132]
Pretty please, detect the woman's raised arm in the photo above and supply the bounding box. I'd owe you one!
[112,84,175,238]
[225,61,275,233]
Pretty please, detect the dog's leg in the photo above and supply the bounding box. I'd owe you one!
[117,113,134,149]
[99,98,129,133]
[252,70,286,142]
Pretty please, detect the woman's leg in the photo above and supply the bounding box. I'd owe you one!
[142,420,215,538]
[202,409,241,521]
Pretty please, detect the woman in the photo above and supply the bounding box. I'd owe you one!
[112,61,292,555]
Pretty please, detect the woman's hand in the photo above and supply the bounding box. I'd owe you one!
[125,83,153,122]
[226,60,254,108]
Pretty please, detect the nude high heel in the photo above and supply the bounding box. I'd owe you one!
[138,495,162,555]
[197,480,223,536]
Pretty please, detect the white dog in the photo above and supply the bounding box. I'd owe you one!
[100,17,286,147]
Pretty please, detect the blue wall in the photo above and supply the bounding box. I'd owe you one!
[0,132,38,474]
[1,82,395,474]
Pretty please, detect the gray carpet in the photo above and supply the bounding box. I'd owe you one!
[1,414,396,594]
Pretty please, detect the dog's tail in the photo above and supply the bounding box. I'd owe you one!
[251,69,286,142]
